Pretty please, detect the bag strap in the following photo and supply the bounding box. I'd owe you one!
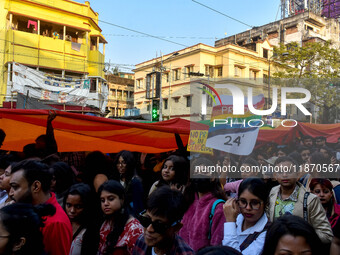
[240,221,271,251]
[208,199,225,240]
[303,192,310,222]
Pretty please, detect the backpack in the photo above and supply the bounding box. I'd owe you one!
[208,199,225,240]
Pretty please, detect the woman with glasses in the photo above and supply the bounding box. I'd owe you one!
[96,180,143,255]
[112,150,144,217]
[222,178,270,255]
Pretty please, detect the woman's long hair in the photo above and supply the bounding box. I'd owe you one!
[184,157,227,210]
[63,183,94,230]
[0,203,55,255]
[98,180,130,255]
[156,155,189,187]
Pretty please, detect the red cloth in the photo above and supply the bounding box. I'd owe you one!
[42,193,72,255]
[98,218,144,254]
[330,203,340,229]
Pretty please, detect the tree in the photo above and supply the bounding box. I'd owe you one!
[272,41,340,123]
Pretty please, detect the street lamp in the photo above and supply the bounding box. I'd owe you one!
[159,52,179,121]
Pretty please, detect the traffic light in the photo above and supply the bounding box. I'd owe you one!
[152,100,159,121]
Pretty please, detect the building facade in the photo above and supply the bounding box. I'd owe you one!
[215,11,339,122]
[106,74,134,117]
[215,12,339,48]
[134,41,275,121]
[0,0,107,112]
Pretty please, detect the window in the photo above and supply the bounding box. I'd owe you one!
[173,69,181,81]
[234,66,242,77]
[186,96,192,107]
[185,66,193,79]
[136,79,143,89]
[147,104,150,111]
[90,79,97,92]
[165,73,169,82]
[263,49,268,59]
[205,65,214,77]
[217,67,223,77]
[164,99,168,109]
[305,25,313,31]
[249,70,258,80]
[263,74,269,84]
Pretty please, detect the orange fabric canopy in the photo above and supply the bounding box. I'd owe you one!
[1,109,339,153]
[0,109,206,153]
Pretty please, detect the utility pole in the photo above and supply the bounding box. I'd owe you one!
[158,52,179,121]
[159,54,163,121]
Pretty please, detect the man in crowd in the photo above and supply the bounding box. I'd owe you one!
[9,159,72,255]
[266,156,333,244]
[302,135,314,148]
[133,186,194,255]
[298,146,311,164]
[315,136,327,148]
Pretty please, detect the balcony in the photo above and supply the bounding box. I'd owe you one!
[6,30,89,73]
[89,50,105,77]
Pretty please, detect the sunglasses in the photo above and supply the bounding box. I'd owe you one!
[138,210,180,234]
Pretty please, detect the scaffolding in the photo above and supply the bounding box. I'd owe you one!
[322,0,340,19]
[281,0,323,18]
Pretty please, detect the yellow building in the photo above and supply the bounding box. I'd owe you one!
[0,0,107,110]
[134,40,277,121]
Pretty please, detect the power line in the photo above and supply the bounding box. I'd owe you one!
[101,33,222,40]
[98,20,189,48]
[191,0,254,28]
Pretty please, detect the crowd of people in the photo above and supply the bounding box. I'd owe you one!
[0,114,340,255]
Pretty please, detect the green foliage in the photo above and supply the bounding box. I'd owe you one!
[272,41,340,123]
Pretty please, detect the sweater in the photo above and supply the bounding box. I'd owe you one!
[179,193,225,251]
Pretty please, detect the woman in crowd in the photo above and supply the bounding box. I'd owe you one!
[219,152,238,187]
[310,178,340,229]
[179,157,227,251]
[0,203,55,255]
[222,178,270,255]
[82,151,112,192]
[148,155,188,195]
[224,157,260,197]
[261,215,322,255]
[50,161,75,206]
[112,150,144,216]
[63,183,94,255]
[0,165,14,208]
[97,180,143,254]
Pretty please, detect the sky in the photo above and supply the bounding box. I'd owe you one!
[77,0,281,73]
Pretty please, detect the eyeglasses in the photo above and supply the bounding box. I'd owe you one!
[237,199,262,210]
[138,210,180,234]
[0,236,10,238]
